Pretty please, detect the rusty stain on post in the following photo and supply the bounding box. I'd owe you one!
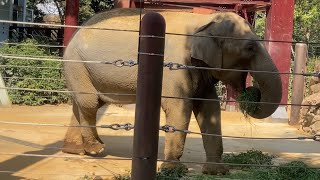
[131,12,166,180]
[290,43,307,125]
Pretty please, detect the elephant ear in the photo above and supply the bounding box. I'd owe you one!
[191,22,223,68]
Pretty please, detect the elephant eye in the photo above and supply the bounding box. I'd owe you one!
[246,41,256,52]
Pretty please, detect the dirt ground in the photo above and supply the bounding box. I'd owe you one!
[1,104,320,180]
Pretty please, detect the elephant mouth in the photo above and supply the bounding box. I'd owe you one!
[237,86,262,116]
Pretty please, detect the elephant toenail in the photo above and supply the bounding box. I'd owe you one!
[90,151,97,155]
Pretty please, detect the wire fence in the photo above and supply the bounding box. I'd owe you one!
[1,7,320,179]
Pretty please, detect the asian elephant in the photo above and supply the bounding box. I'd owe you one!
[62,8,282,175]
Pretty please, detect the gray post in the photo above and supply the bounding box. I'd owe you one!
[290,43,307,125]
[131,12,166,180]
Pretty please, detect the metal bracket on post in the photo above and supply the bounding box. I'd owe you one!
[289,43,307,125]
[131,12,166,180]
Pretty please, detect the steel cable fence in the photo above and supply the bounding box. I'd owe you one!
[1,9,320,179]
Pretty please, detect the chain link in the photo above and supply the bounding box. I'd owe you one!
[109,60,138,67]
[163,62,188,70]
[100,123,134,131]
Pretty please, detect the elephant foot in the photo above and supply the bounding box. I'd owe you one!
[62,140,85,155]
[83,139,105,155]
[202,164,229,175]
[160,161,188,172]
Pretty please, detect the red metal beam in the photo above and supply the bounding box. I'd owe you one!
[265,0,295,105]
[63,0,79,48]
[136,0,271,6]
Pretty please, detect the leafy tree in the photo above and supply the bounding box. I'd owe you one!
[27,0,114,24]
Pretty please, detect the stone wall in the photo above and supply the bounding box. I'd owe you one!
[300,62,320,134]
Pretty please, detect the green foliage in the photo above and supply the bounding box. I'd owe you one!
[293,0,320,44]
[223,150,274,168]
[254,12,266,39]
[27,0,114,24]
[79,0,114,23]
[157,165,188,180]
[251,161,320,180]
[0,39,70,105]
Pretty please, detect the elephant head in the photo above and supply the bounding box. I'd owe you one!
[190,12,282,119]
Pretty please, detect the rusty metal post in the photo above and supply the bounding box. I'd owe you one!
[63,0,79,49]
[290,43,307,125]
[131,12,166,180]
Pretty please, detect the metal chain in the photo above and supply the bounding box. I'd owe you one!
[160,125,320,141]
[163,62,320,77]
[2,53,320,77]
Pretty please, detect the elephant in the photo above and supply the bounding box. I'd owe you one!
[62,8,282,175]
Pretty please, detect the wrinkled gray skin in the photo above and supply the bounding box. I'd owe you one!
[62,8,282,175]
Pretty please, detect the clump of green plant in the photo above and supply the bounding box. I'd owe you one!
[0,39,70,105]
[223,150,274,169]
[157,165,188,180]
[252,161,320,180]
[237,87,261,118]
[112,174,131,180]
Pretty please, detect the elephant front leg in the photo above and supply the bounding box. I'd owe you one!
[193,89,229,175]
[160,99,193,171]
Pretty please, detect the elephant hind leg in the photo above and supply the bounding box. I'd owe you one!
[63,53,105,155]
[63,101,85,155]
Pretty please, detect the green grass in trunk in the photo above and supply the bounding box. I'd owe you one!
[237,87,261,118]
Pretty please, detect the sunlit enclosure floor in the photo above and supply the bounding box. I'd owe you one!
[1,105,320,180]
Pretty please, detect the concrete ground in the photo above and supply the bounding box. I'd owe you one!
[0,104,320,180]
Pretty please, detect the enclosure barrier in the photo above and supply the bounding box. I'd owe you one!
[132,12,165,180]
[1,10,320,179]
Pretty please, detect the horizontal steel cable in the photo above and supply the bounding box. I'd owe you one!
[1,20,320,45]
[0,53,63,59]
[1,121,319,141]
[1,86,319,107]
[0,20,139,33]
[0,65,62,70]
[0,121,134,130]
[0,152,132,160]
[2,77,64,81]
[165,32,320,45]
[1,152,319,169]
[0,87,135,96]
[0,170,113,177]
[2,54,320,77]
[0,41,66,48]
[0,54,138,66]
[157,159,320,169]
[160,125,320,141]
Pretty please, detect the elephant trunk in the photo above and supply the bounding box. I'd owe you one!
[246,44,282,119]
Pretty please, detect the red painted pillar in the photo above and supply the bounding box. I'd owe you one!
[63,0,80,48]
[264,0,295,105]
